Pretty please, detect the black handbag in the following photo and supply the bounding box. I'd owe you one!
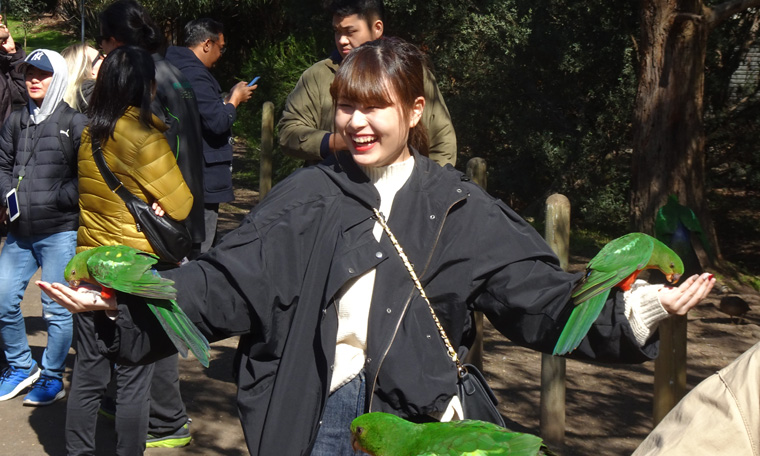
[373,209,507,427]
[91,138,192,264]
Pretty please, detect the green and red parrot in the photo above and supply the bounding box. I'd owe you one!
[553,232,684,356]
[349,412,543,456]
[64,245,211,368]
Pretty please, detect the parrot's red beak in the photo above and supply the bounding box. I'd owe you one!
[665,273,681,284]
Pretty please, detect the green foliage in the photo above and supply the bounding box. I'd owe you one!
[383,0,638,232]
[6,0,46,50]
[236,34,325,185]
[5,16,77,52]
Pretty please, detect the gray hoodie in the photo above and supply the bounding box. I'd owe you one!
[20,49,69,125]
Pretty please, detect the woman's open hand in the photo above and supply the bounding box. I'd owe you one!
[37,281,117,313]
[658,272,715,316]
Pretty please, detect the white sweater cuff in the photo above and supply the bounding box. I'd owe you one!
[624,281,669,346]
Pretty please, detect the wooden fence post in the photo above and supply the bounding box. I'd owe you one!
[540,194,569,450]
[260,101,274,199]
[464,158,487,371]
[653,315,687,424]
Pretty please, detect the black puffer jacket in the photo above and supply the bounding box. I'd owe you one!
[0,102,87,236]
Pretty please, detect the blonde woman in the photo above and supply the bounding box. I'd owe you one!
[60,43,99,113]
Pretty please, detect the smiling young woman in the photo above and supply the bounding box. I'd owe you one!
[39,37,715,456]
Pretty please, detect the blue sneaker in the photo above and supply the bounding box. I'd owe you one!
[0,363,41,401]
[23,375,65,406]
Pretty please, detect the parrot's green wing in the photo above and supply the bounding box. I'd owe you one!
[416,420,543,456]
[146,299,210,368]
[571,233,654,303]
[553,233,654,356]
[86,245,176,300]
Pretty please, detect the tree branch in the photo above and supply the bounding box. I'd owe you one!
[706,0,760,30]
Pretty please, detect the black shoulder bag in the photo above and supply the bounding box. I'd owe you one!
[372,208,507,427]
[91,137,192,264]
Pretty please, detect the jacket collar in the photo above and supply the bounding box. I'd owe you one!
[123,106,169,133]
[317,148,466,216]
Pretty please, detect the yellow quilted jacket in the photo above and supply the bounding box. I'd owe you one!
[77,107,193,254]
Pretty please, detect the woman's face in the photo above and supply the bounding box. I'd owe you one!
[25,66,53,107]
[335,92,424,168]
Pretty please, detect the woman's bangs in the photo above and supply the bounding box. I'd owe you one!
[333,51,393,107]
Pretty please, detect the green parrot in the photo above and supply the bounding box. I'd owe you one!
[552,232,684,356]
[349,412,543,456]
[64,245,211,368]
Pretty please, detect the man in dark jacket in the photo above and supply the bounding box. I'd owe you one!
[165,18,255,253]
[0,18,27,128]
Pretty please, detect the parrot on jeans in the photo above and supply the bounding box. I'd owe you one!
[553,232,684,356]
[350,412,543,456]
[64,245,210,367]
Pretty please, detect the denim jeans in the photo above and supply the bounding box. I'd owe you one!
[311,372,368,456]
[0,231,76,379]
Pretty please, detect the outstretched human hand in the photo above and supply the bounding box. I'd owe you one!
[37,281,116,314]
[657,272,715,315]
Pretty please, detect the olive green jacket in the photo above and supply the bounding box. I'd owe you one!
[278,54,457,167]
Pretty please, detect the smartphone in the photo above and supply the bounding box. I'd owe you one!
[247,76,260,87]
[6,188,19,222]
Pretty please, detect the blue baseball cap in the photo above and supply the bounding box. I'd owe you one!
[23,50,54,73]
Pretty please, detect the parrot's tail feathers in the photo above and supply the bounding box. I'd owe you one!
[553,292,609,356]
[146,301,189,358]
[147,300,211,368]
[505,433,544,456]
[128,282,177,301]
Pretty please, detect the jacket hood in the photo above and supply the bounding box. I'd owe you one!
[23,49,69,124]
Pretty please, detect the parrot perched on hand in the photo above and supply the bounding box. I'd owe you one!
[552,232,684,356]
[349,412,543,456]
[64,245,211,368]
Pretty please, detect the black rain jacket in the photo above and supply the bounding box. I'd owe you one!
[98,150,658,455]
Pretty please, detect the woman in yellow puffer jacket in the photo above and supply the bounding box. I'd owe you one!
[67,45,193,456]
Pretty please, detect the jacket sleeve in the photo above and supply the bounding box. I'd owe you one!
[471,198,658,363]
[131,133,194,221]
[193,71,236,135]
[277,65,333,162]
[95,219,269,364]
[422,69,457,167]
[0,115,17,199]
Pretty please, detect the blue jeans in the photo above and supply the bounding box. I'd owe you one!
[311,372,368,456]
[0,231,76,379]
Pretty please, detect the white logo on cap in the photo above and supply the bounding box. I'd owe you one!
[30,52,44,61]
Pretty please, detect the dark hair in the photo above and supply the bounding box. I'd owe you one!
[328,0,384,26]
[88,46,155,146]
[98,0,163,53]
[183,18,224,47]
[330,37,429,156]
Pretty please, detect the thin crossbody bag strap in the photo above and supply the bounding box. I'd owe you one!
[372,208,465,375]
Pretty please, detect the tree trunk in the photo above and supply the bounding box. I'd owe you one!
[631,0,721,263]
